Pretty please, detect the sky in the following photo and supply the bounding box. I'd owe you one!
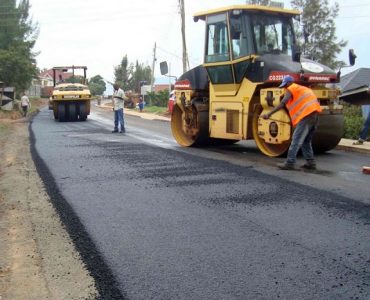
[28,0,370,86]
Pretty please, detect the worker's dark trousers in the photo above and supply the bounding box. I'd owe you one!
[113,108,125,132]
[286,112,319,166]
[359,112,370,141]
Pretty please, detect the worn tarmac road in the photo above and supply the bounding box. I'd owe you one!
[31,107,370,299]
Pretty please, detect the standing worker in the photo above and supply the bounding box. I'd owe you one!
[20,92,30,117]
[112,83,127,133]
[138,95,144,112]
[262,75,322,170]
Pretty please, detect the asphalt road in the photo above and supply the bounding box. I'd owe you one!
[30,106,370,299]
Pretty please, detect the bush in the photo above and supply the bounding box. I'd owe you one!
[146,89,169,107]
[343,103,363,139]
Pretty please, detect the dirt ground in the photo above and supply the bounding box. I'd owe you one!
[0,101,98,299]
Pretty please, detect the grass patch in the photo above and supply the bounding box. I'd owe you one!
[141,106,168,114]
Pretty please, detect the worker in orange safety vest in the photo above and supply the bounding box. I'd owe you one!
[262,75,322,170]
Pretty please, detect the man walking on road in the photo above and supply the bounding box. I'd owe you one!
[262,75,322,170]
[20,93,30,117]
[112,83,127,133]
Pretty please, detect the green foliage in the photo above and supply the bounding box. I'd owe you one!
[291,0,347,69]
[0,0,38,92]
[146,89,169,107]
[131,60,151,93]
[88,75,106,96]
[114,55,152,92]
[0,46,36,92]
[114,55,132,91]
[141,106,168,114]
[64,75,85,84]
[343,103,363,139]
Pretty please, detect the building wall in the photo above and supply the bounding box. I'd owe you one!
[26,85,41,97]
[154,84,171,93]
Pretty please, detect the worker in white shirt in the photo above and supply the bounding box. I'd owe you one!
[20,93,30,117]
[112,83,127,133]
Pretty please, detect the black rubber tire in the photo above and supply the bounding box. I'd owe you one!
[78,102,87,121]
[57,103,66,122]
[68,103,77,121]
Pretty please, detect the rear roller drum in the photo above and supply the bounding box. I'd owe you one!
[171,104,209,147]
[312,114,344,153]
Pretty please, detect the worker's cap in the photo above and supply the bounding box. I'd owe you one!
[279,75,294,88]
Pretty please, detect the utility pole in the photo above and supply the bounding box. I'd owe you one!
[179,0,189,73]
[150,42,156,93]
[149,42,156,106]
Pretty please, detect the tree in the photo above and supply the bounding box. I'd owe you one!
[131,60,152,93]
[0,0,38,92]
[114,55,152,93]
[146,89,169,107]
[88,75,106,96]
[291,0,347,69]
[114,55,132,91]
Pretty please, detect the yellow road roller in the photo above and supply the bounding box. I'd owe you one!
[49,66,91,122]
[161,4,356,156]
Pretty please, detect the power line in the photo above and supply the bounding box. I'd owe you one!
[157,46,182,60]
[340,3,370,8]
[337,15,370,18]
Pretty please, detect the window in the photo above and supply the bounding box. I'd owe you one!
[205,14,230,63]
[230,13,252,59]
[207,65,234,84]
[251,14,294,56]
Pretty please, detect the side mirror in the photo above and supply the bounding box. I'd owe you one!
[160,61,168,75]
[349,49,356,66]
[292,44,301,63]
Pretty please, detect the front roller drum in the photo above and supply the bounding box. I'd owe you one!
[171,104,209,147]
[252,106,291,157]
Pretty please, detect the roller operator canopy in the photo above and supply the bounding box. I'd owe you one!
[193,5,300,22]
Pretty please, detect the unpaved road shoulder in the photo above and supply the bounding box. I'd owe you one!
[0,117,98,299]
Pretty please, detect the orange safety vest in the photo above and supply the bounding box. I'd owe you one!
[285,83,322,127]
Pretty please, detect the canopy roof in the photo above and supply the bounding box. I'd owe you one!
[193,5,300,21]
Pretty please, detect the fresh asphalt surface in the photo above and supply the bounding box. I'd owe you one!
[30,107,370,299]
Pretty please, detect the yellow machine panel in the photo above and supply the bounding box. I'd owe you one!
[210,102,243,140]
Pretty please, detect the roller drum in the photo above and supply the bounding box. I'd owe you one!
[312,114,344,153]
[171,104,210,147]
